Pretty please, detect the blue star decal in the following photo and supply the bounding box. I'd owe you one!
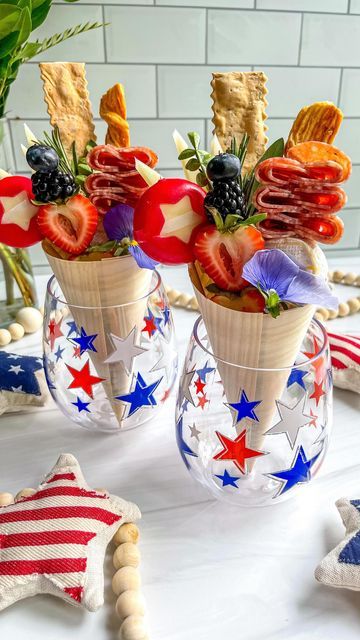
[163,306,171,326]
[72,327,98,356]
[176,416,197,469]
[287,368,308,390]
[44,364,56,391]
[50,297,57,311]
[227,390,261,424]
[0,351,43,395]
[267,445,322,497]
[71,396,91,413]
[182,398,190,413]
[54,345,65,362]
[66,320,78,337]
[116,372,163,416]
[196,360,215,382]
[215,469,240,488]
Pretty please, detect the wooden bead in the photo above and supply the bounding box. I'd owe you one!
[338,302,350,317]
[328,309,339,319]
[113,542,140,569]
[0,492,14,506]
[15,488,36,501]
[316,307,329,321]
[113,523,140,546]
[0,329,11,346]
[16,307,42,333]
[115,590,145,620]
[348,298,360,313]
[314,312,324,322]
[344,272,357,285]
[118,615,149,640]
[333,270,345,283]
[355,276,360,287]
[112,567,141,595]
[94,487,108,496]
[8,322,25,341]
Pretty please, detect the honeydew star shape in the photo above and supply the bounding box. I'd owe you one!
[267,445,322,498]
[226,390,261,425]
[0,453,140,612]
[0,191,38,231]
[150,335,177,381]
[176,416,198,470]
[72,327,98,356]
[160,195,203,243]
[66,360,105,399]
[213,429,266,474]
[104,327,147,375]
[265,395,312,449]
[115,372,163,417]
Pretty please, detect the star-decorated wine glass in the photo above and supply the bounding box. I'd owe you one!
[43,271,177,432]
[176,316,332,506]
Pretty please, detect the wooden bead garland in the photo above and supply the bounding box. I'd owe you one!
[112,522,149,640]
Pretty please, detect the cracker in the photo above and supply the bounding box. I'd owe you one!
[39,62,96,157]
[100,83,130,147]
[211,71,268,173]
[285,101,343,153]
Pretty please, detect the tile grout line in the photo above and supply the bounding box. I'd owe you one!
[155,65,159,119]
[101,5,108,64]
[23,62,360,70]
[348,0,351,13]
[297,12,304,66]
[205,8,208,65]
[7,122,19,174]
[337,67,344,106]
[51,3,353,15]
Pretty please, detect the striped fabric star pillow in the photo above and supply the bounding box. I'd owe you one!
[0,454,140,612]
[328,332,360,394]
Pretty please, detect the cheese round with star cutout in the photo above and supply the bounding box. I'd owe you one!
[0,176,43,247]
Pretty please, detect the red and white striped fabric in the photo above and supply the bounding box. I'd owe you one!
[0,454,140,612]
[328,332,360,394]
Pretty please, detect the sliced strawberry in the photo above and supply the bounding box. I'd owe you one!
[193,224,264,292]
[37,194,98,256]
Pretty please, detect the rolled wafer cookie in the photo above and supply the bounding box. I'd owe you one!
[285,101,343,153]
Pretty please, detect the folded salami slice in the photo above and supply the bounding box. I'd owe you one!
[259,212,344,244]
[255,157,344,186]
[86,145,158,215]
[254,184,346,215]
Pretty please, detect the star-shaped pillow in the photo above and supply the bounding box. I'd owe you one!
[0,352,49,416]
[0,454,140,611]
[315,498,360,590]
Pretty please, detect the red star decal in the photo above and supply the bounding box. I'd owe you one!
[48,318,64,351]
[155,298,165,311]
[142,317,157,338]
[309,408,318,428]
[214,429,265,474]
[66,360,105,399]
[161,388,171,403]
[304,336,325,383]
[197,394,209,410]
[73,345,81,359]
[310,380,325,407]
[194,377,206,395]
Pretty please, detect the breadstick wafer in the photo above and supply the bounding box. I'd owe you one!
[211,71,268,173]
[100,83,130,147]
[39,62,96,158]
[285,101,343,153]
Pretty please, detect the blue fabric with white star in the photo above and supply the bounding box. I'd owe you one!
[339,501,360,565]
[0,352,43,396]
[116,372,163,416]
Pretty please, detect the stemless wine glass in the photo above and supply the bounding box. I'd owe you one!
[43,271,177,432]
[176,316,332,506]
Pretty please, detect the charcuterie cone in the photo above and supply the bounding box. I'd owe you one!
[45,246,152,427]
[189,264,314,462]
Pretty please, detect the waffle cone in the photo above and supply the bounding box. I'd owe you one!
[45,247,152,427]
[189,264,314,460]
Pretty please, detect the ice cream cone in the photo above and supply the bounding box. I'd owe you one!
[45,246,153,427]
[189,264,314,458]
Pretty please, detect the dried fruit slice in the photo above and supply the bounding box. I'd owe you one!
[287,142,351,182]
[285,101,343,153]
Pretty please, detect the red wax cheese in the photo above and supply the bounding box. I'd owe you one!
[0,176,43,247]
[133,178,207,264]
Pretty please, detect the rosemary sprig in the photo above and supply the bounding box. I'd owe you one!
[42,126,73,175]
[16,22,107,63]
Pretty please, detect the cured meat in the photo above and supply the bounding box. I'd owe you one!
[254,184,347,215]
[85,145,158,215]
[255,157,343,186]
[259,212,344,244]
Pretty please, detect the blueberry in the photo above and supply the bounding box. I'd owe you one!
[206,153,241,182]
[26,145,59,173]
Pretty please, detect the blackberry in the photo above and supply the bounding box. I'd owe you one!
[204,178,246,222]
[32,170,76,203]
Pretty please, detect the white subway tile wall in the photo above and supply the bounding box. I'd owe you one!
[5,1,360,265]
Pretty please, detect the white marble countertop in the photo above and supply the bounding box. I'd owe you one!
[0,258,360,639]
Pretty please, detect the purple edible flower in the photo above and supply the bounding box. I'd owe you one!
[103,204,157,270]
[242,249,338,318]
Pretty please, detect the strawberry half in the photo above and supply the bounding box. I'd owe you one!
[193,224,264,292]
[37,194,98,256]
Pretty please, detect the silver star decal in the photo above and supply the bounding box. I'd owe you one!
[48,361,56,375]
[313,423,327,446]
[104,327,147,374]
[177,368,196,408]
[189,423,201,441]
[8,364,24,375]
[266,394,312,448]
[151,336,177,381]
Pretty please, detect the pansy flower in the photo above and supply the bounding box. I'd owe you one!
[242,249,338,318]
[102,204,157,270]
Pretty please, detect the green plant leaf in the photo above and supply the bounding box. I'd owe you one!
[178,148,195,160]
[257,138,285,165]
[12,39,40,61]
[14,6,31,47]
[185,158,200,171]
[32,21,105,58]
[187,131,200,149]
[196,171,208,187]
[0,5,21,39]
[31,0,51,30]
[0,31,19,57]
[239,213,267,227]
